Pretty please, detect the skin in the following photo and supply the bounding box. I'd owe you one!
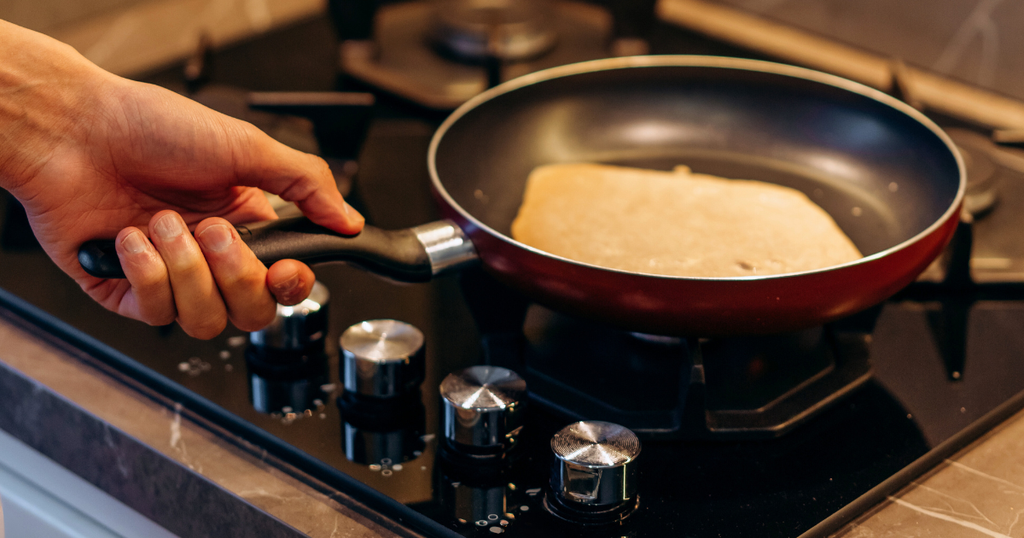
[0,20,365,339]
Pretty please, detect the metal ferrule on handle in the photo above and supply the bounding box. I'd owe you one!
[411,221,479,276]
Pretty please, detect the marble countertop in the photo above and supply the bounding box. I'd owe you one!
[835,402,1024,537]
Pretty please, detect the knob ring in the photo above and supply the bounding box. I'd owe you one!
[542,489,639,526]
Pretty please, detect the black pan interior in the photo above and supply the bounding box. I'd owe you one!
[433,63,961,257]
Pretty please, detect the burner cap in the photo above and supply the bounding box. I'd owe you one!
[431,0,558,63]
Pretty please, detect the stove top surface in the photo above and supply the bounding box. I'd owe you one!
[6,203,1024,537]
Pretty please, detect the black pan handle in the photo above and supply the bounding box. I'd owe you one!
[78,217,478,282]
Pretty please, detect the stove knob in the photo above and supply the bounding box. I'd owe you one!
[440,366,526,454]
[246,281,330,414]
[249,281,330,354]
[341,319,425,398]
[550,421,640,509]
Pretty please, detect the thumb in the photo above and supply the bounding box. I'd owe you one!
[237,128,364,235]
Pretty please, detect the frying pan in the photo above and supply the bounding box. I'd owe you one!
[80,56,965,336]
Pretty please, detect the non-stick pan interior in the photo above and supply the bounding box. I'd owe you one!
[432,61,961,258]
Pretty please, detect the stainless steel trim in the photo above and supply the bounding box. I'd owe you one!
[412,220,479,276]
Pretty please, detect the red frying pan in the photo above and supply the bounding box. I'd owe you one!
[81,56,965,336]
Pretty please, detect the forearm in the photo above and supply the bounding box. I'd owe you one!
[0,20,116,197]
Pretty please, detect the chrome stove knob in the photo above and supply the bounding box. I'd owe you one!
[550,421,641,509]
[246,281,330,414]
[341,319,425,398]
[249,281,330,354]
[440,366,526,454]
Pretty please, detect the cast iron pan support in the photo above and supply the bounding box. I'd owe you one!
[926,214,975,381]
[183,33,214,96]
[688,310,878,439]
[463,268,879,440]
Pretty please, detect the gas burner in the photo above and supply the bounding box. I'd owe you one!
[336,0,613,109]
[432,0,558,63]
[916,127,1024,285]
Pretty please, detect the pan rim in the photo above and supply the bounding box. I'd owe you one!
[427,55,967,282]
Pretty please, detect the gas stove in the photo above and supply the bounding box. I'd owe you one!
[5,2,1024,537]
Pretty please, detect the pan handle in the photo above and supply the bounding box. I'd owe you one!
[77,218,479,282]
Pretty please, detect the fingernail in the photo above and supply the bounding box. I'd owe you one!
[197,224,234,252]
[121,231,148,254]
[272,272,300,298]
[152,213,185,240]
[344,201,364,224]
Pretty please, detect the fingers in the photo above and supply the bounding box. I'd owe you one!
[114,211,317,338]
[147,211,226,339]
[266,259,315,306]
[236,127,365,235]
[193,217,279,330]
[114,227,175,326]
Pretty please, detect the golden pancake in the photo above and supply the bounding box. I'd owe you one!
[510,163,862,277]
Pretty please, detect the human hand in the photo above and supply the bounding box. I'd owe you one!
[0,20,364,339]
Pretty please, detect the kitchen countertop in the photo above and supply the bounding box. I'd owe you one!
[835,407,1024,537]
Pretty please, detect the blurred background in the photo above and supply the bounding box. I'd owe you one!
[4,0,1023,125]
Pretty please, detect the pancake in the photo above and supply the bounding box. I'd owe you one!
[510,163,862,277]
